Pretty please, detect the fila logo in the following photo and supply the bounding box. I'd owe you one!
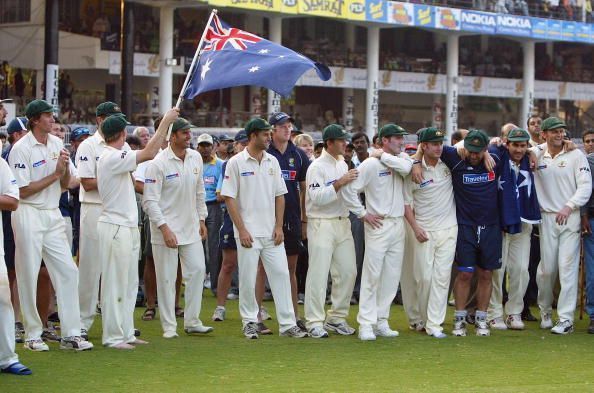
[79,156,89,161]
[14,163,25,169]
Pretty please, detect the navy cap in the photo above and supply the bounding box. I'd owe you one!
[219,134,234,142]
[234,129,248,143]
[71,126,91,141]
[268,112,294,126]
[6,117,28,134]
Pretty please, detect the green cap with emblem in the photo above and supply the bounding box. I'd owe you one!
[378,123,408,139]
[506,128,530,142]
[244,118,272,135]
[417,127,446,143]
[25,99,54,119]
[541,117,566,131]
[101,114,131,138]
[96,101,122,117]
[322,124,349,141]
[171,118,194,132]
[464,129,490,153]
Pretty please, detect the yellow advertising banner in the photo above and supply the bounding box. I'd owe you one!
[208,0,363,19]
[298,0,365,20]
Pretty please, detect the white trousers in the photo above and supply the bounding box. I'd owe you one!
[97,222,139,347]
[305,218,356,329]
[0,259,18,368]
[153,241,206,334]
[488,222,532,320]
[401,222,421,324]
[237,237,295,332]
[357,217,405,326]
[538,211,581,322]
[414,225,457,334]
[78,203,102,330]
[12,204,81,340]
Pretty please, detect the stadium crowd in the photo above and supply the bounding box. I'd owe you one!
[0,97,594,377]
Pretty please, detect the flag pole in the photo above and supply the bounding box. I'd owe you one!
[167,8,218,140]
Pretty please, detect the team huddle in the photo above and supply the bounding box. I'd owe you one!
[0,97,592,376]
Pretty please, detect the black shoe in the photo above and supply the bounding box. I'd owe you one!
[296,319,307,332]
[134,329,141,337]
[521,308,537,322]
[48,312,60,323]
[588,319,594,334]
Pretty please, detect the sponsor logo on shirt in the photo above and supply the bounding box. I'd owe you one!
[32,159,46,168]
[10,179,17,185]
[325,180,337,186]
[145,178,156,184]
[537,164,547,170]
[419,179,434,188]
[121,151,127,159]
[281,170,297,181]
[462,171,495,184]
[378,170,391,177]
[580,166,591,172]
[165,173,180,180]
[204,176,216,184]
[96,156,100,161]
[79,156,89,161]
[240,171,255,176]
[309,182,320,189]
[13,163,25,169]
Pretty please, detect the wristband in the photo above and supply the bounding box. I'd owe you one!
[413,160,421,165]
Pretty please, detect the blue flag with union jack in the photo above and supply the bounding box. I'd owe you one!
[183,14,331,99]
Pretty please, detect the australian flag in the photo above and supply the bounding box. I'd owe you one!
[498,149,541,234]
[183,13,331,99]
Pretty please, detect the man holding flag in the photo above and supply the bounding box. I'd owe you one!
[488,128,541,331]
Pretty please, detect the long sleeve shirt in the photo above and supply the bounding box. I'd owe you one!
[305,149,349,219]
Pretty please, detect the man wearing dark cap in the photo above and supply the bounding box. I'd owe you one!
[96,108,179,349]
[142,118,213,338]
[221,118,305,339]
[217,134,234,161]
[488,128,541,331]
[196,133,224,296]
[404,127,457,338]
[304,124,359,338]
[267,111,310,329]
[414,129,502,337]
[531,117,592,334]
[9,99,92,351]
[75,102,124,337]
[342,123,412,340]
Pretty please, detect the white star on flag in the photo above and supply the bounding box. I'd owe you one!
[201,58,212,80]
[518,169,532,197]
[278,55,285,59]
[258,49,270,54]
[249,66,260,73]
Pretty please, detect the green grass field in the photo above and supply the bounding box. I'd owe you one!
[3,295,594,393]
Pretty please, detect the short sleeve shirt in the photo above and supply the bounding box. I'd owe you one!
[97,147,139,227]
[221,149,287,238]
[0,158,19,255]
[9,132,64,209]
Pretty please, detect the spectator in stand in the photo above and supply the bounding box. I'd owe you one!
[92,13,111,39]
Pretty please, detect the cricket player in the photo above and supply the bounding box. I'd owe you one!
[0,105,31,375]
[532,117,592,334]
[341,124,412,341]
[142,118,213,338]
[413,129,501,337]
[76,101,124,336]
[267,112,310,327]
[304,124,358,338]
[96,108,178,349]
[9,99,92,351]
[488,128,541,330]
[221,118,305,339]
[404,127,457,338]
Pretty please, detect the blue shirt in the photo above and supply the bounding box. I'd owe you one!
[203,156,224,202]
[267,141,310,225]
[440,145,501,226]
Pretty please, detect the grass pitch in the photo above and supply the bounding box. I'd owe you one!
[3,295,594,392]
